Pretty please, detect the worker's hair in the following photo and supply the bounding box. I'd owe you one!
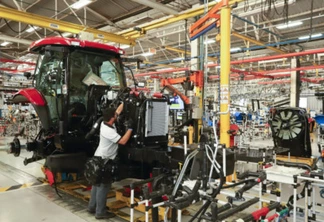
[102,108,116,122]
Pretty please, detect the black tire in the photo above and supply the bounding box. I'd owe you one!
[13,138,21,157]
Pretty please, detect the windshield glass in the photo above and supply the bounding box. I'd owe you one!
[34,50,64,126]
[69,49,124,89]
[34,48,125,127]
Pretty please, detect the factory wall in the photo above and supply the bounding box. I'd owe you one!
[300,89,323,113]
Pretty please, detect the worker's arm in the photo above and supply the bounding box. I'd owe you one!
[118,129,133,145]
[116,103,124,115]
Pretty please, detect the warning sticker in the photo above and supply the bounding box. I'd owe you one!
[220,85,229,92]
[220,85,229,104]
[220,95,228,104]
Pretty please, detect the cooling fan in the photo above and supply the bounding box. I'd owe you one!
[269,107,311,157]
[271,110,302,140]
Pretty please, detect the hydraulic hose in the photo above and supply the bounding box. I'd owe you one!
[286,182,307,209]
[188,166,225,222]
[222,179,256,189]
[235,172,266,198]
[166,180,201,210]
[217,197,260,221]
[276,160,312,171]
[85,117,103,140]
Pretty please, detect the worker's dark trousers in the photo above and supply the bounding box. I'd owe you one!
[88,183,111,216]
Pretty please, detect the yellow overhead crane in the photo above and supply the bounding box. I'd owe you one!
[119,0,245,39]
[0,1,245,46]
[0,6,135,46]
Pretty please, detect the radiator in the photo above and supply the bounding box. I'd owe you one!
[145,100,168,137]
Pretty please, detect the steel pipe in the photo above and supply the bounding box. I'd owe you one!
[262,65,324,75]
[0,58,36,66]
[134,68,189,77]
[213,48,324,66]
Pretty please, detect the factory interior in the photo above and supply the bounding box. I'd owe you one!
[1,0,324,221]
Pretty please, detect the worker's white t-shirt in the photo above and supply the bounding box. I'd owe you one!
[94,122,121,159]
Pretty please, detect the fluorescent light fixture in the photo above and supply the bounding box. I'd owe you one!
[141,52,154,57]
[276,21,303,29]
[277,63,291,67]
[258,58,287,64]
[157,68,173,71]
[298,33,323,40]
[26,26,40,33]
[119,44,130,49]
[230,47,241,52]
[62,32,72,37]
[70,0,93,9]
[0,42,10,46]
[173,57,184,61]
[204,39,216,44]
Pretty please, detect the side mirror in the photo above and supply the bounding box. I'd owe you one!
[24,72,32,79]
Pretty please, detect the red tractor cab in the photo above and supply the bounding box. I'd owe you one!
[11,37,170,179]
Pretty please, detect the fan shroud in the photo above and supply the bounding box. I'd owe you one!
[269,107,311,158]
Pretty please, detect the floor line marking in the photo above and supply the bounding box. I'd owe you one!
[0,181,48,193]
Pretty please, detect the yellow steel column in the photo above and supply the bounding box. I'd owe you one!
[219,3,231,147]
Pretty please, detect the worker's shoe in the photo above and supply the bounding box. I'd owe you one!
[95,212,115,219]
[87,208,95,214]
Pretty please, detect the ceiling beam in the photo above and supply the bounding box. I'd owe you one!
[163,46,217,61]
[0,6,135,45]
[0,51,16,59]
[0,34,32,45]
[85,6,120,29]
[143,60,178,69]
[129,0,179,15]
[232,31,286,54]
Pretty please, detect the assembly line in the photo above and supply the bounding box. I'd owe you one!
[1,0,324,222]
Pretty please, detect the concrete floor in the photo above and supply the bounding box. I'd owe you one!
[0,136,125,222]
[0,134,323,222]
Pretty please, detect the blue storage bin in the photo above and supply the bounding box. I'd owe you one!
[315,115,324,125]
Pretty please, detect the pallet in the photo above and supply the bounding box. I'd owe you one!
[42,173,188,222]
[57,181,116,201]
[107,189,189,222]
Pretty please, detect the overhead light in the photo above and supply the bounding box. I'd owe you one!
[204,39,216,44]
[230,47,241,52]
[119,45,130,49]
[61,32,72,37]
[0,42,11,46]
[141,48,156,57]
[258,58,287,64]
[141,52,154,57]
[70,0,93,9]
[298,33,323,40]
[276,21,303,29]
[157,68,173,71]
[173,57,184,61]
[26,26,40,33]
[277,63,291,67]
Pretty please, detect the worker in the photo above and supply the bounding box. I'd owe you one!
[87,103,133,219]
[308,114,315,133]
